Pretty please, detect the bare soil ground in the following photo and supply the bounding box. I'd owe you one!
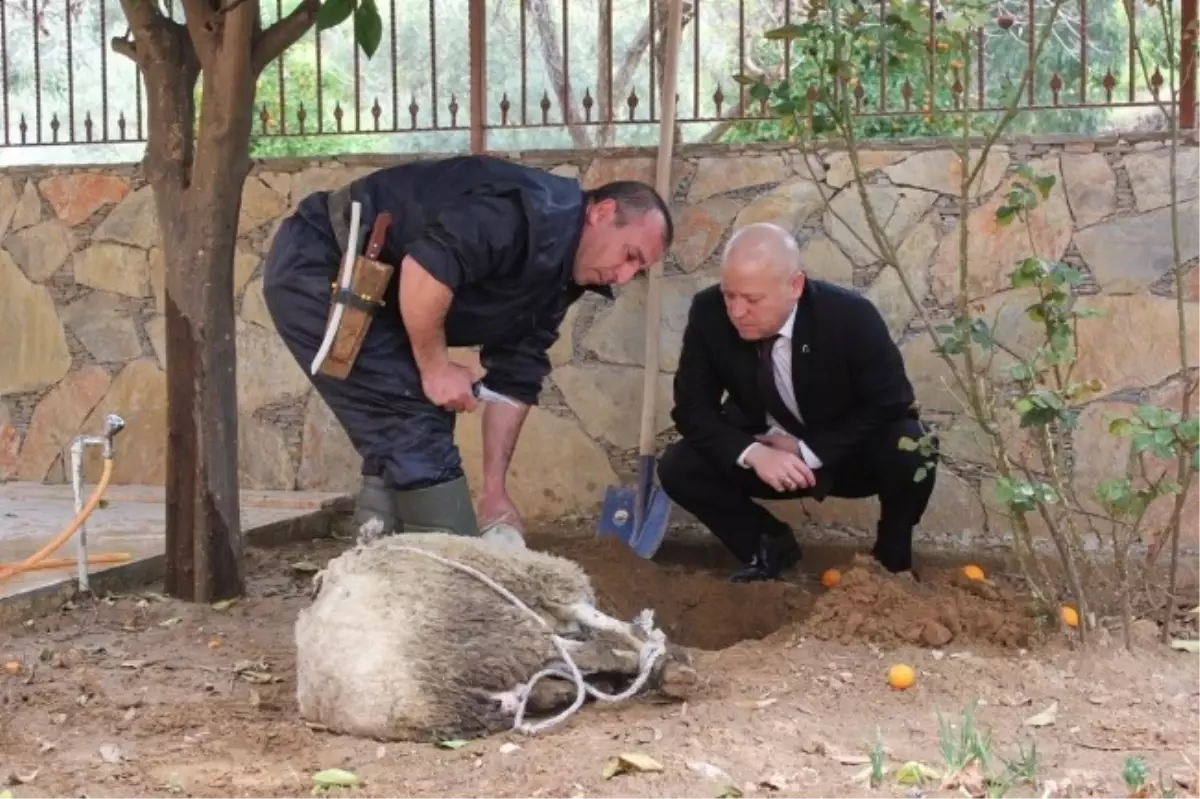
[1,521,1198,799]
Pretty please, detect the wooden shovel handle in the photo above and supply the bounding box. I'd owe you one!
[636,0,684,458]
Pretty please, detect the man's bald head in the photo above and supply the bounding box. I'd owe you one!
[721,222,804,281]
[718,222,807,341]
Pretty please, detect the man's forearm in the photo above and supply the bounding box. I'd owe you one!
[481,400,530,494]
[398,255,453,372]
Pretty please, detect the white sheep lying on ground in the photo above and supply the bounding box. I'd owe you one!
[294,526,695,741]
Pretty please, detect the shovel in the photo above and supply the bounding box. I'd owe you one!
[597,0,685,559]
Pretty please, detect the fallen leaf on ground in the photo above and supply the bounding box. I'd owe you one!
[13,769,38,784]
[895,761,940,786]
[942,762,986,797]
[158,617,182,627]
[291,561,320,574]
[1024,700,1059,727]
[233,660,279,684]
[312,768,359,788]
[758,773,789,790]
[98,743,123,763]
[1170,639,1199,653]
[211,599,237,611]
[602,752,663,779]
[851,765,881,785]
[0,790,12,799]
[687,761,728,780]
[436,739,469,750]
[829,753,870,765]
[499,742,520,755]
[1000,693,1032,707]
[3,661,19,675]
[716,787,743,798]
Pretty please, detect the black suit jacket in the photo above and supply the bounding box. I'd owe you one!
[670,279,916,496]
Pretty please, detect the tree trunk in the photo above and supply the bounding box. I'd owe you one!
[158,13,257,603]
[117,1,260,602]
[113,0,322,602]
[158,189,246,602]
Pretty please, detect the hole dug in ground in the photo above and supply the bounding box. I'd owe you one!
[526,533,1040,652]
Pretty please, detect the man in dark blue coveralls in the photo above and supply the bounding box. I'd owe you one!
[262,155,673,538]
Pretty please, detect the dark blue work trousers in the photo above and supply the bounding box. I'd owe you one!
[261,213,463,491]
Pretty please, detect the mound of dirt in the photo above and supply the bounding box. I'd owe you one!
[527,533,1037,652]
[802,555,1037,648]
[527,534,810,651]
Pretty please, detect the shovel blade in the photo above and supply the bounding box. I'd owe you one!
[597,459,672,559]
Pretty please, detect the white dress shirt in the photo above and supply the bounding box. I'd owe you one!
[735,303,825,471]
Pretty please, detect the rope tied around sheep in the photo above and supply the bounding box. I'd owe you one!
[393,545,668,736]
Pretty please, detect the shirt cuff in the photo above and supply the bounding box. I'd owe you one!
[737,437,824,469]
[736,442,761,469]
[798,439,824,469]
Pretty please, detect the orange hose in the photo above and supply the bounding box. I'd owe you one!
[0,458,115,583]
[0,553,132,572]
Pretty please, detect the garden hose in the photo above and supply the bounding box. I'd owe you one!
[0,444,130,585]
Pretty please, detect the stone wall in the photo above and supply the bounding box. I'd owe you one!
[1,134,1197,551]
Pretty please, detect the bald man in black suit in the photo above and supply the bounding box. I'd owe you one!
[658,222,939,582]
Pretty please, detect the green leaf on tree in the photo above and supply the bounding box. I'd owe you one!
[1108,417,1134,437]
[763,23,806,40]
[749,82,773,103]
[316,0,355,31]
[354,0,383,57]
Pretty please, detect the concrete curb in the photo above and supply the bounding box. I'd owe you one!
[0,493,352,627]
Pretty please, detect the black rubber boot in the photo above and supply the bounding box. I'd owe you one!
[352,474,399,538]
[393,476,481,537]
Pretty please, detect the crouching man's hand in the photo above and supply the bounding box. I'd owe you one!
[744,443,815,493]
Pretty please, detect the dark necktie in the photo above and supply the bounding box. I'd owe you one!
[757,334,803,437]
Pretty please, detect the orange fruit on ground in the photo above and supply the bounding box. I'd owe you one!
[1061,606,1080,628]
[887,664,916,690]
[962,564,986,582]
[820,568,842,589]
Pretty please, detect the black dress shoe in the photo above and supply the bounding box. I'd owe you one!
[729,533,802,583]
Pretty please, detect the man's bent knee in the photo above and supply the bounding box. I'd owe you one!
[657,439,710,501]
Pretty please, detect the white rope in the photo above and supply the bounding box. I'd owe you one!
[390,544,667,736]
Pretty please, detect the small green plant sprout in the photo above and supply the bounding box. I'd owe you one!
[933,699,1041,796]
[1124,755,1150,797]
[868,727,887,788]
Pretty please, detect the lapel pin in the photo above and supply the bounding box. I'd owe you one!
[801,344,810,354]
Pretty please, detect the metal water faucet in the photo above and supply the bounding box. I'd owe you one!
[68,412,127,594]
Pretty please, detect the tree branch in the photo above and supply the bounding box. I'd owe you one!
[219,0,255,14]
[180,0,220,67]
[111,35,139,63]
[119,0,163,32]
[251,0,319,75]
[113,0,168,66]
